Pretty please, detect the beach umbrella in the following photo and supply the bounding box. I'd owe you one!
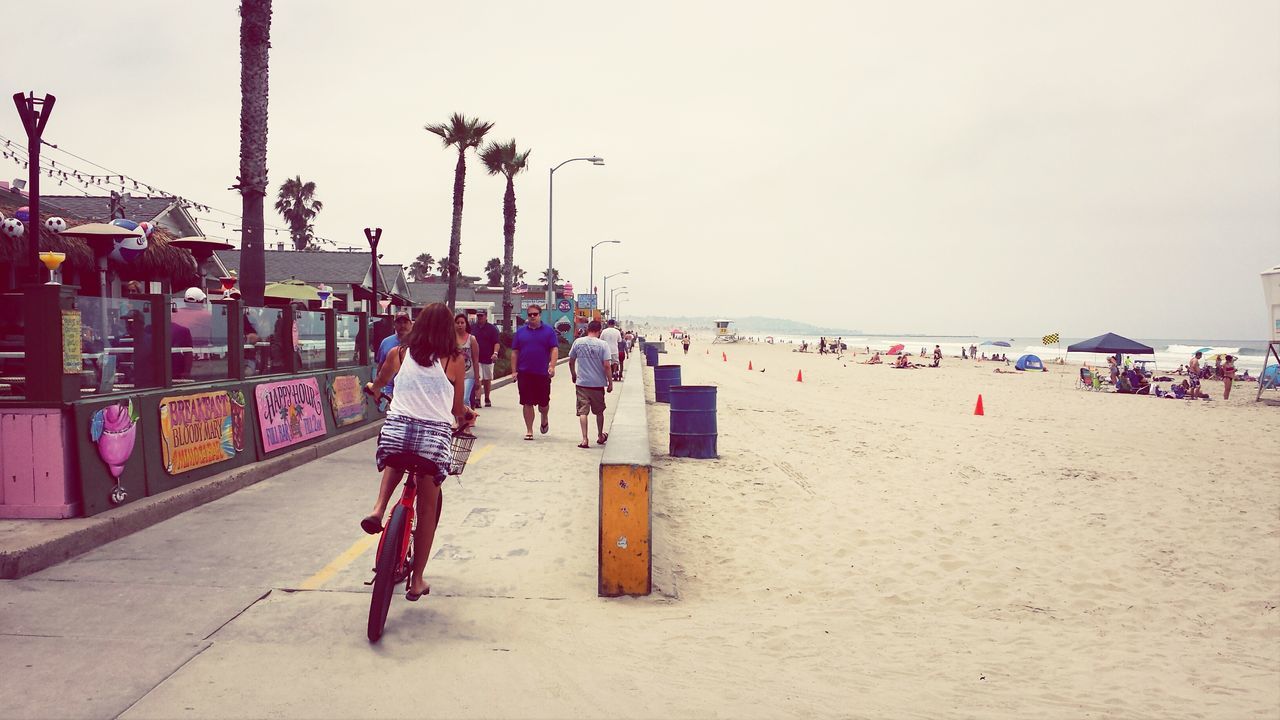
[1195,347,1212,355]
[264,278,320,301]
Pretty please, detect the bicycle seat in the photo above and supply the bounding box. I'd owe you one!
[382,453,439,476]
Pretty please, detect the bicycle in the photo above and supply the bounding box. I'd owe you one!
[363,391,476,643]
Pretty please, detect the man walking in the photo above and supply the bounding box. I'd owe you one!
[569,320,613,448]
[471,308,501,407]
[510,304,560,440]
[600,318,623,382]
[374,311,413,406]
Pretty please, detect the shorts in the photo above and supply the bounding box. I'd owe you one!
[478,362,494,381]
[375,414,451,485]
[517,372,552,407]
[575,385,606,415]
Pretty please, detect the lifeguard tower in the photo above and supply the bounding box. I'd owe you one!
[712,319,739,343]
[1259,264,1280,403]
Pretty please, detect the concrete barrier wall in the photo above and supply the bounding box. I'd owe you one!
[598,353,652,597]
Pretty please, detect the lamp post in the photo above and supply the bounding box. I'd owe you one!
[364,227,382,315]
[602,271,628,318]
[609,286,628,318]
[547,155,604,310]
[589,239,620,310]
[614,292,629,323]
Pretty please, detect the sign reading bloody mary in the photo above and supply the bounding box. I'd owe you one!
[255,377,327,452]
[329,374,366,427]
[159,390,246,474]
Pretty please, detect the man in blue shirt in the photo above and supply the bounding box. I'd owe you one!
[510,304,560,440]
[374,311,413,404]
[471,308,501,407]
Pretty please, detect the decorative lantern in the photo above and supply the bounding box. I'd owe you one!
[14,206,30,223]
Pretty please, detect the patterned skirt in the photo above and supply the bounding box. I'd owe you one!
[375,414,453,485]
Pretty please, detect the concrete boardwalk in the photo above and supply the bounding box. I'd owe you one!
[0,362,649,719]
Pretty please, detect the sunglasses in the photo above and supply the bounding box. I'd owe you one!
[528,312,540,317]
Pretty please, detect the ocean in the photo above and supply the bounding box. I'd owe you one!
[731,334,1275,374]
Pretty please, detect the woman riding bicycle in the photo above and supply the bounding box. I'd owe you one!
[361,302,475,600]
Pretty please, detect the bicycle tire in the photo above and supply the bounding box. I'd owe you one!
[368,504,408,643]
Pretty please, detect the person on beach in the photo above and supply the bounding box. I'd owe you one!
[820,337,827,354]
[932,345,942,368]
[471,309,500,407]
[600,318,623,382]
[1222,355,1236,399]
[510,304,560,440]
[1108,355,1120,385]
[454,313,480,419]
[1188,351,1203,398]
[568,320,613,448]
[375,311,413,401]
[682,335,691,354]
[361,303,475,601]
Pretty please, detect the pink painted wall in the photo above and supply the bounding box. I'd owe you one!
[0,408,80,518]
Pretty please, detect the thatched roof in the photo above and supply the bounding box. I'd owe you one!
[0,195,198,286]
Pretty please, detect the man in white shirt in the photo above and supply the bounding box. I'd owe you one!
[568,320,614,447]
[599,318,623,382]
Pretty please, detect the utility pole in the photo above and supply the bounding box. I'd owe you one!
[13,92,55,284]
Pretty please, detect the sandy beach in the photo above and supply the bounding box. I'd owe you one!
[640,334,1279,718]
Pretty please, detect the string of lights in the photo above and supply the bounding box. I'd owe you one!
[0,131,339,247]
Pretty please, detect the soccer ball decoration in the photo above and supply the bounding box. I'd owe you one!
[45,217,68,234]
[107,219,148,264]
[2,218,25,239]
[14,206,30,223]
[137,221,154,238]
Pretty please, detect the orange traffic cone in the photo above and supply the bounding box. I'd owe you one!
[748,360,753,370]
[722,352,727,362]
[974,394,984,416]
[796,369,803,382]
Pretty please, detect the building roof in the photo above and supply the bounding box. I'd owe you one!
[214,249,410,302]
[41,195,182,223]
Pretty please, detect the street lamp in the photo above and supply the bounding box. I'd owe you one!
[589,239,620,310]
[614,292,629,322]
[601,271,628,318]
[364,227,382,315]
[547,155,605,310]
[609,286,628,317]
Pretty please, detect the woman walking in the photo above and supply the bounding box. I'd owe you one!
[455,313,480,417]
[361,303,475,600]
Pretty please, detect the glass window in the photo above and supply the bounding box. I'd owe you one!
[296,310,327,371]
[243,306,284,377]
[0,294,25,398]
[170,298,230,383]
[79,296,158,393]
[336,313,361,368]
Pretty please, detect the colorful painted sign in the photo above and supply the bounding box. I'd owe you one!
[158,390,246,474]
[62,309,82,374]
[90,399,139,505]
[328,374,366,427]
[255,377,327,452]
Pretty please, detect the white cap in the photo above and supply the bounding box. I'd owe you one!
[183,287,208,304]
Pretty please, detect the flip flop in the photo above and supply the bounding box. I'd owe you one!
[405,584,430,601]
[597,433,609,445]
[360,515,382,535]
[540,421,549,434]
[524,433,534,441]
[577,441,590,449]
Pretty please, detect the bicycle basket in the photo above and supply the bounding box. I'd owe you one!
[448,431,477,476]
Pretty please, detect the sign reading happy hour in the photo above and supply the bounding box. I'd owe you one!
[159,390,246,474]
[255,377,327,452]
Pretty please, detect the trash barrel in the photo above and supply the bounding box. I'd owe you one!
[644,344,660,367]
[653,364,682,403]
[669,385,717,458]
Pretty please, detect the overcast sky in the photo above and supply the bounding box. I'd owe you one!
[7,1,1278,339]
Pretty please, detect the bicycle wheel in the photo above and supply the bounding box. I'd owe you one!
[368,504,408,643]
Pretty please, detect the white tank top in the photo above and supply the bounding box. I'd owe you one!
[387,350,455,423]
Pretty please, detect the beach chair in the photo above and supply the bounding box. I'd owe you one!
[1077,367,1096,390]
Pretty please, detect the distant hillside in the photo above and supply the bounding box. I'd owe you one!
[630,315,860,336]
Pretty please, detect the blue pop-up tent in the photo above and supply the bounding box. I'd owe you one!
[1015,354,1045,371]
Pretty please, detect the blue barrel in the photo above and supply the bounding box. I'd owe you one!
[644,344,660,367]
[653,364,682,403]
[669,386,717,458]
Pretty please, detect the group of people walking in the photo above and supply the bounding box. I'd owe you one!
[359,303,629,600]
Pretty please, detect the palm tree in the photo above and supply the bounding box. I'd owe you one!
[512,265,526,283]
[408,253,434,281]
[539,268,560,285]
[437,254,451,278]
[273,176,323,250]
[235,0,272,305]
[483,257,503,287]
[479,139,531,333]
[424,113,494,310]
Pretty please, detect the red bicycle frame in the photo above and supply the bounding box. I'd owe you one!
[374,473,418,579]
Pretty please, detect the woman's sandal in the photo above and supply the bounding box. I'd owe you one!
[405,583,430,602]
[577,441,590,449]
[360,515,383,535]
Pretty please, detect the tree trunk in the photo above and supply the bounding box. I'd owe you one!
[501,174,518,334]
[238,0,272,306]
[445,149,466,310]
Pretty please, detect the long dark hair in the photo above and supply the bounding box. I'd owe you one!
[405,303,458,367]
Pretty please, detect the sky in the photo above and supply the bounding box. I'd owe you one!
[6,1,1278,340]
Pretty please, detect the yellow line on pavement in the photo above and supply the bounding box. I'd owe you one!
[298,443,494,590]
